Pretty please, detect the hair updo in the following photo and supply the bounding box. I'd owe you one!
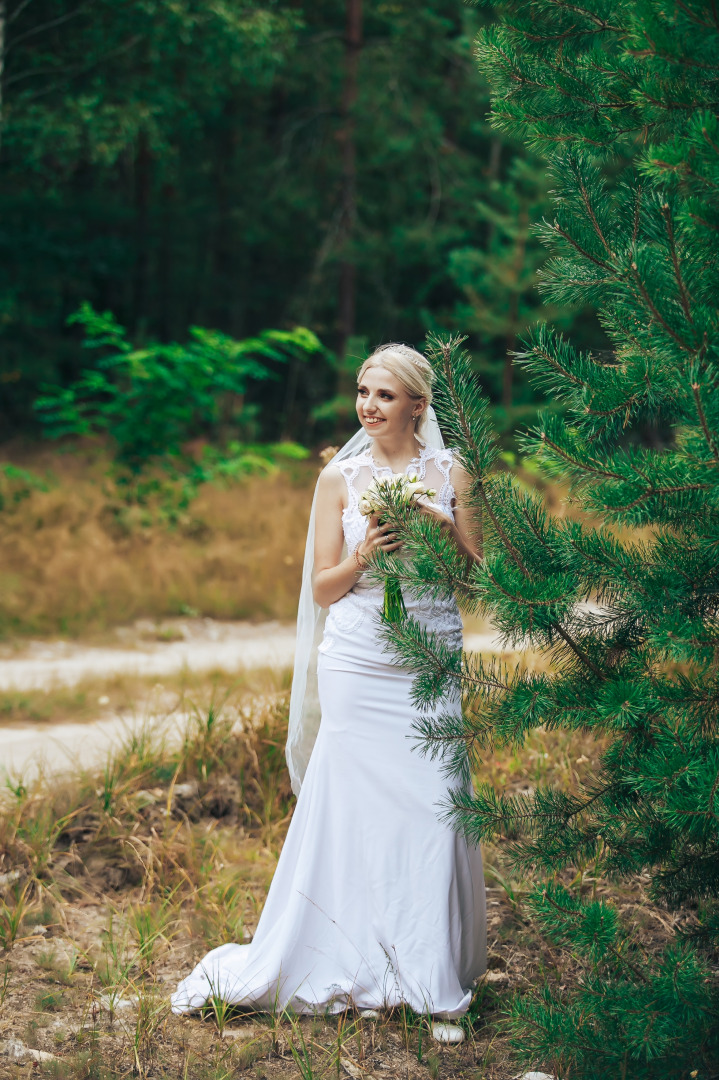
[357,343,435,441]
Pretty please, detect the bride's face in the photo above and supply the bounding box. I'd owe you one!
[356,366,424,438]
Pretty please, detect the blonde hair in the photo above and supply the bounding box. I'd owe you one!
[357,343,434,440]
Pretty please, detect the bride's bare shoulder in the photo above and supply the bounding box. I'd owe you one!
[316,462,347,508]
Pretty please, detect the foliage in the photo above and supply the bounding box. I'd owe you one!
[378,1,719,1075]
[505,883,715,1080]
[0,464,49,512]
[0,0,598,438]
[34,303,315,517]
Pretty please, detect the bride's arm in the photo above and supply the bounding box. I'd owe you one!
[312,467,401,608]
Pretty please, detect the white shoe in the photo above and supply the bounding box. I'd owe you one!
[431,1022,464,1044]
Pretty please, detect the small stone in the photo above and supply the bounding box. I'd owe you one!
[341,1057,364,1079]
[30,925,48,936]
[97,695,110,706]
[2,1039,27,1061]
[483,970,509,984]
[96,993,137,1011]
[0,1039,57,1063]
[133,789,160,808]
[29,1047,57,1062]
[521,1072,556,1080]
[431,1023,465,1045]
[0,869,22,888]
[359,1009,380,1020]
[173,781,199,799]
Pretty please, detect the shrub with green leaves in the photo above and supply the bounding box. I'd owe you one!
[377,2,719,1077]
[34,303,322,517]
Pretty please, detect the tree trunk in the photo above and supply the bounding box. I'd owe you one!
[211,97,240,335]
[0,0,6,157]
[336,0,362,360]
[487,137,502,182]
[132,129,152,336]
[158,181,176,341]
[484,137,502,251]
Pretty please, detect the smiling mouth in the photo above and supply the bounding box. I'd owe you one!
[363,416,385,425]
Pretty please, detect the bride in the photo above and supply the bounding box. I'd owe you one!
[172,343,486,1029]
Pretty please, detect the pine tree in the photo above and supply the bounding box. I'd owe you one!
[447,155,565,420]
[372,2,719,1076]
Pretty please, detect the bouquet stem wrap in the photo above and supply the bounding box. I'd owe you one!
[382,571,407,622]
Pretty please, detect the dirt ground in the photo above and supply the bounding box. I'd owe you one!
[0,658,682,1080]
[0,618,688,1080]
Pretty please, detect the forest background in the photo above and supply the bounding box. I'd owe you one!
[0,0,606,445]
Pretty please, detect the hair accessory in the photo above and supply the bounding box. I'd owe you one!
[373,342,428,371]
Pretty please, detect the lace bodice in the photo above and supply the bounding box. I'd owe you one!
[320,444,462,642]
[335,444,457,557]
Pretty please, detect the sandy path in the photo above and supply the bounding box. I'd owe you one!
[0,620,501,781]
[0,620,297,692]
[0,619,296,781]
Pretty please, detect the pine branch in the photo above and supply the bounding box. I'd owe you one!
[661,202,693,321]
[554,624,605,678]
[428,334,530,574]
[628,262,694,353]
[539,431,625,481]
[691,382,719,463]
[614,482,711,513]
[552,221,615,271]
[534,885,650,983]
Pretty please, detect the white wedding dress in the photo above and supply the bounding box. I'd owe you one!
[172,444,486,1018]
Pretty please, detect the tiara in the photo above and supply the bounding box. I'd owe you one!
[373,342,428,370]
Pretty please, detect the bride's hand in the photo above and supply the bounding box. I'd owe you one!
[413,495,453,529]
[357,513,402,562]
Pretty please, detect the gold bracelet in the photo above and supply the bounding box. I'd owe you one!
[353,548,367,572]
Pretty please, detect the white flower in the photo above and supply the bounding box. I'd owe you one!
[358,473,437,516]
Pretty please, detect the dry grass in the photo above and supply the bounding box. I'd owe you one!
[0,670,678,1080]
[0,661,293,730]
[0,438,651,644]
[0,441,317,639]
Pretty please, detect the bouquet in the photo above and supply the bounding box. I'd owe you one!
[358,472,436,621]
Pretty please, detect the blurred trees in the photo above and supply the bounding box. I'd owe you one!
[0,0,596,440]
